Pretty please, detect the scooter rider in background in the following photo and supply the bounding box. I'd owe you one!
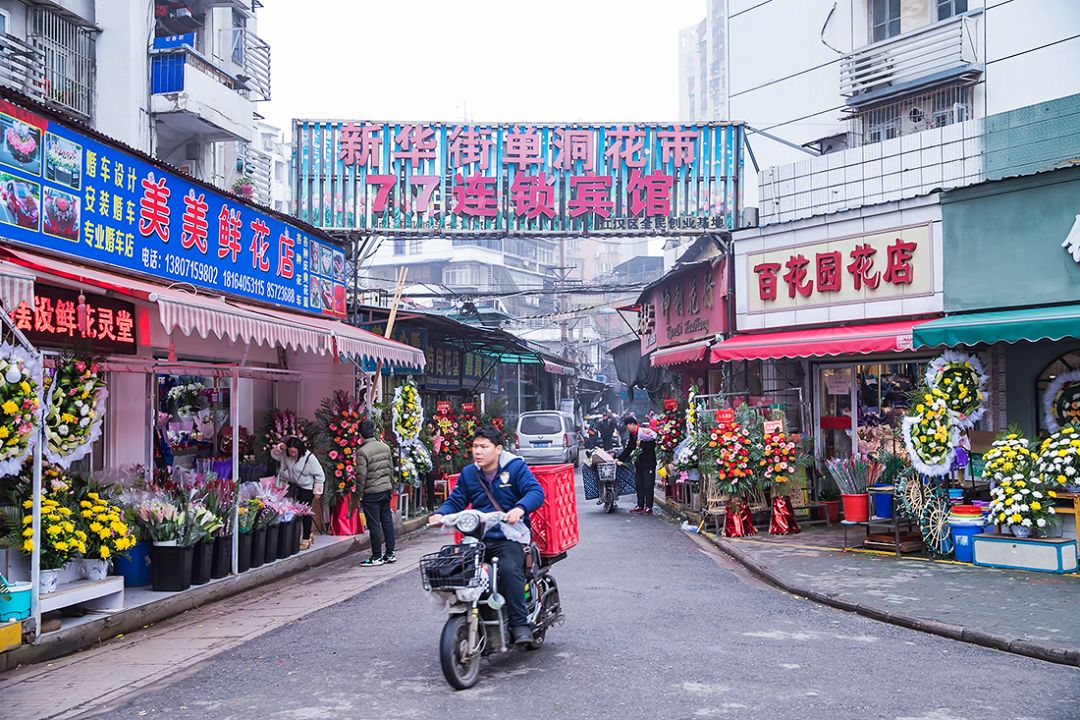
[428,426,545,647]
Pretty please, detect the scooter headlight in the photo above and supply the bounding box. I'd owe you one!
[456,512,480,534]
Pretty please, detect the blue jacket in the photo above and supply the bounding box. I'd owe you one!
[437,451,545,540]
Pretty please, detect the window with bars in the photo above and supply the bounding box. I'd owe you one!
[870,0,902,43]
[29,8,94,120]
[853,84,973,145]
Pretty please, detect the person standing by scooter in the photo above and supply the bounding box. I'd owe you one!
[428,426,545,646]
[618,416,657,515]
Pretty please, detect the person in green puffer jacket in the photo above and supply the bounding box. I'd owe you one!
[357,420,396,566]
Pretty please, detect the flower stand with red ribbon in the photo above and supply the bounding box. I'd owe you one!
[330,498,365,536]
[769,495,801,535]
[724,499,757,537]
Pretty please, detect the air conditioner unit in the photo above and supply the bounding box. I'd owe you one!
[901,104,930,135]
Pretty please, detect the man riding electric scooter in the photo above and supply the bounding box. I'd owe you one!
[428,426,545,647]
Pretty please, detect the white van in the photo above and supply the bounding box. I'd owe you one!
[514,411,580,466]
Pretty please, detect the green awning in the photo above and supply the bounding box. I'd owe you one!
[913,304,1080,348]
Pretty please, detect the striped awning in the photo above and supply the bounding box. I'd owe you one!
[0,249,425,369]
[155,296,325,354]
[0,261,34,312]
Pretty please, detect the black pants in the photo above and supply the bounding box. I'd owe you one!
[484,538,527,628]
[635,464,656,509]
[362,490,395,558]
[601,435,614,451]
[288,485,314,540]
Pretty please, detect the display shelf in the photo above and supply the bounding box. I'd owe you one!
[40,576,124,614]
[841,515,921,556]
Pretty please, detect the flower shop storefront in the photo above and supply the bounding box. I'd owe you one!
[908,165,1080,560]
[0,90,424,641]
[642,258,729,396]
[0,245,424,640]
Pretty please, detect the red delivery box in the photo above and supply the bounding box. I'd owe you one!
[443,463,578,556]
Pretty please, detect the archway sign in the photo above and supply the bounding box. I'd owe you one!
[292,121,745,236]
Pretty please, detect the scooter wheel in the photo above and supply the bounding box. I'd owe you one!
[440,615,481,690]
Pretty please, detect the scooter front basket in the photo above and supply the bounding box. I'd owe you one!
[420,543,485,591]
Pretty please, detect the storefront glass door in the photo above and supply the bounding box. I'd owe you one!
[816,360,927,462]
[818,366,854,460]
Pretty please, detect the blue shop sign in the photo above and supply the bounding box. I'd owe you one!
[0,98,346,317]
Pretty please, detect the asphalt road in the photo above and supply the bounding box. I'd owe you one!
[91,487,1080,720]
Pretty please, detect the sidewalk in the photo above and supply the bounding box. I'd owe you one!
[657,497,1080,667]
[0,515,430,673]
[0,525,448,720]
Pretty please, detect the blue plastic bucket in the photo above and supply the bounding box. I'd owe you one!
[951,523,984,562]
[115,539,152,586]
[870,485,894,519]
[0,581,32,621]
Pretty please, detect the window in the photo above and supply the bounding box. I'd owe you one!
[393,240,406,256]
[519,414,563,436]
[864,103,900,144]
[1037,351,1080,434]
[0,9,9,35]
[937,0,968,21]
[29,8,95,119]
[870,0,901,43]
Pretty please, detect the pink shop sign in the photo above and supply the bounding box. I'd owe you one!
[640,260,727,353]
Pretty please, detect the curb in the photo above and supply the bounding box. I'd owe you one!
[0,515,431,672]
[655,497,1080,668]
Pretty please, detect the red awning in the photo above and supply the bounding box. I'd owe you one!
[709,320,922,362]
[651,338,712,367]
[1,248,425,369]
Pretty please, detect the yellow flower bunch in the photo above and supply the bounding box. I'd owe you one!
[1035,426,1080,492]
[983,433,1036,482]
[78,491,135,560]
[22,492,86,570]
[908,397,954,464]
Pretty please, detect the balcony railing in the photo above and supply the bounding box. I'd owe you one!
[241,30,270,101]
[239,141,273,206]
[151,46,238,94]
[0,33,46,102]
[840,13,982,106]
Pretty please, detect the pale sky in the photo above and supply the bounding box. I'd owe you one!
[258,0,705,132]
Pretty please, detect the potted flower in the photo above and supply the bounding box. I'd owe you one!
[3,492,86,594]
[989,475,1057,538]
[165,381,206,416]
[816,473,841,524]
[133,495,194,592]
[202,477,235,579]
[188,504,224,585]
[236,497,262,573]
[77,491,135,581]
[231,176,255,199]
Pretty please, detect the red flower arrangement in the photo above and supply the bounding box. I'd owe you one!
[431,406,462,475]
[761,429,798,489]
[459,407,478,466]
[707,421,758,497]
[656,401,685,464]
[315,390,365,510]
